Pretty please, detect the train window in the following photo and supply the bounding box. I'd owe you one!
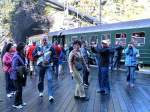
[101,34,111,44]
[71,36,78,42]
[89,35,98,46]
[115,33,126,46]
[132,32,145,46]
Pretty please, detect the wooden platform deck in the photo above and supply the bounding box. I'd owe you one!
[0,66,150,112]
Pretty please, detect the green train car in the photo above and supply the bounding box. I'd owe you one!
[49,19,150,65]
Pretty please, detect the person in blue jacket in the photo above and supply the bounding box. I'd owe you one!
[125,42,139,87]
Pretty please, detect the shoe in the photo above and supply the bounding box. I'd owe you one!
[22,102,27,106]
[130,84,135,88]
[49,96,54,102]
[84,84,88,89]
[80,97,89,101]
[74,96,80,99]
[10,91,16,95]
[7,94,12,98]
[126,82,130,86]
[12,105,23,109]
[39,92,43,97]
[96,89,105,93]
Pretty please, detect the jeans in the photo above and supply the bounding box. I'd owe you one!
[5,72,15,94]
[98,67,110,91]
[126,66,136,84]
[38,66,53,96]
[13,80,23,106]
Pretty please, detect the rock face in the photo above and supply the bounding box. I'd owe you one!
[11,0,53,43]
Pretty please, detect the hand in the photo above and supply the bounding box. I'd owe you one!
[44,60,49,64]
[87,67,90,72]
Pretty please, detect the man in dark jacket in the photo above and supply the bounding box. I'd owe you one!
[91,40,111,94]
[113,42,124,70]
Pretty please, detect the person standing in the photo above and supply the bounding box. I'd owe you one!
[11,42,27,109]
[26,42,37,77]
[91,40,111,94]
[35,37,54,102]
[125,42,139,87]
[113,42,124,70]
[2,43,16,98]
[80,42,90,88]
[68,40,89,101]
[52,41,62,79]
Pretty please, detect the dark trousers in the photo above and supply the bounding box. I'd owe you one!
[113,56,121,69]
[5,72,15,94]
[53,61,59,79]
[83,68,89,85]
[13,80,23,106]
[98,67,110,91]
[38,66,47,92]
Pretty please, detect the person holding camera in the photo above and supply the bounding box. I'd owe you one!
[35,36,55,102]
[125,42,139,87]
[68,40,89,101]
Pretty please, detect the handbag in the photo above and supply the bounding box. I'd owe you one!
[75,62,83,71]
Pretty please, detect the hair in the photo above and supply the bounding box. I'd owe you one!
[16,42,25,52]
[73,40,81,47]
[5,43,13,52]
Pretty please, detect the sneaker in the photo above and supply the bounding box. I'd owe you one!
[49,96,54,102]
[74,96,80,99]
[22,102,27,106]
[84,84,88,89]
[130,84,135,88]
[126,82,130,86]
[12,105,23,109]
[39,92,43,97]
[10,91,16,95]
[7,94,12,98]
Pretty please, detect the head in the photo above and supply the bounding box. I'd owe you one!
[32,41,36,46]
[5,43,13,53]
[16,42,25,54]
[54,41,58,45]
[41,37,48,45]
[101,40,109,48]
[81,41,86,48]
[73,40,81,51]
[128,42,134,48]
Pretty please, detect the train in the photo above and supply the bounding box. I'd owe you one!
[27,19,150,65]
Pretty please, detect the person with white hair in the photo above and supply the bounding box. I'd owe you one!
[91,40,112,94]
[33,36,55,102]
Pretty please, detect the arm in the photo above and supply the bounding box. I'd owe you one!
[2,54,12,66]
[68,52,74,73]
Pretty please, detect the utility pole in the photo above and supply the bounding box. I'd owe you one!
[99,0,102,24]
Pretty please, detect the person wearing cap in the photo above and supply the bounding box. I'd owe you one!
[91,40,111,94]
[34,36,55,102]
[125,42,139,87]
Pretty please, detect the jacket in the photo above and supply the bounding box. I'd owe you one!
[125,47,139,66]
[2,52,14,73]
[11,52,26,80]
[27,44,36,61]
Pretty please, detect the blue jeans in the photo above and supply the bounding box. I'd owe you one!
[126,66,136,84]
[38,66,53,96]
[98,67,110,91]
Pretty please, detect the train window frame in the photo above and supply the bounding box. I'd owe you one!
[101,33,111,44]
[131,31,145,47]
[115,33,127,46]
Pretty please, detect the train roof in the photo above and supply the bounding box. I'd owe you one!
[48,19,150,36]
